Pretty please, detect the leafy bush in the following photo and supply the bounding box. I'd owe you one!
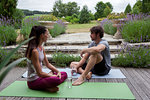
[39,14,58,21]
[121,19,150,43]
[0,25,17,46]
[100,19,117,35]
[20,17,40,39]
[50,20,66,37]
[112,44,150,68]
[52,52,81,67]
[107,12,126,20]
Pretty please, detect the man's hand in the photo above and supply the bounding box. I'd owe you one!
[80,49,87,57]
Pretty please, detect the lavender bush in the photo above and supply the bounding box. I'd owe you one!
[112,44,150,68]
[100,19,117,35]
[50,20,66,37]
[20,17,40,40]
[121,18,150,43]
[0,16,18,46]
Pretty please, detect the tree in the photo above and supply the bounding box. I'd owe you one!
[132,5,140,14]
[52,0,66,17]
[79,5,91,24]
[106,2,113,11]
[0,0,17,19]
[124,4,132,14]
[103,6,111,17]
[132,0,142,13]
[142,0,150,13]
[65,2,80,16]
[52,0,80,17]
[94,1,106,19]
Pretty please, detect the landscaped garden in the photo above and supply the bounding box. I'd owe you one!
[0,0,150,84]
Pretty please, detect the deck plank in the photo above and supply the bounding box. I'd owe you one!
[1,67,150,100]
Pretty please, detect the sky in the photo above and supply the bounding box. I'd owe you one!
[17,0,137,13]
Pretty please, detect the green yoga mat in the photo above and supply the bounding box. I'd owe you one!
[0,81,135,100]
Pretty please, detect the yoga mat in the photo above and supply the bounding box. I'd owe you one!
[0,81,135,100]
[22,68,126,78]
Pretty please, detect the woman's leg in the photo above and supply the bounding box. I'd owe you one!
[27,72,67,90]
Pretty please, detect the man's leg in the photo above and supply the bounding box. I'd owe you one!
[70,62,92,79]
[72,53,102,86]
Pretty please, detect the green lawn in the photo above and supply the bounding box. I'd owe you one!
[66,20,99,33]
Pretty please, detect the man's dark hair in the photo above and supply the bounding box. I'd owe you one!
[90,25,104,38]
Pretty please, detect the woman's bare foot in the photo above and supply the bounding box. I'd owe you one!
[72,76,85,86]
[86,72,92,80]
[46,87,59,92]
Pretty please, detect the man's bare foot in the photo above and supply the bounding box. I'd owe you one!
[72,76,85,86]
[46,87,59,92]
[86,72,92,80]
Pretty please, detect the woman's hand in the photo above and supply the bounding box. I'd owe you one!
[56,72,61,79]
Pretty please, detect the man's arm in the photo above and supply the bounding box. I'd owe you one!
[81,44,106,57]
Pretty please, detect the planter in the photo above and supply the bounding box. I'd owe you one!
[111,19,126,39]
[39,21,69,29]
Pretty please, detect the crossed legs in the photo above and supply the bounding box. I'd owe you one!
[70,53,103,86]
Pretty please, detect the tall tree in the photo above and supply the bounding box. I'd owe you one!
[79,5,91,24]
[94,1,106,19]
[142,0,150,13]
[52,0,80,17]
[0,0,17,19]
[52,0,66,17]
[106,2,113,11]
[65,2,80,16]
[103,6,111,17]
[124,4,132,14]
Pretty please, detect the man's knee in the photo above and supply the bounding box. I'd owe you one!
[89,53,103,63]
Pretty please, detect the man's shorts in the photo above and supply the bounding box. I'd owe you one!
[82,58,110,75]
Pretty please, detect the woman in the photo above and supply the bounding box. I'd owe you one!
[25,26,67,92]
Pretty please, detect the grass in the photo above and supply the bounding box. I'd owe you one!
[66,20,98,33]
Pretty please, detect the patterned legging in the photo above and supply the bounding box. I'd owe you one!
[27,72,67,90]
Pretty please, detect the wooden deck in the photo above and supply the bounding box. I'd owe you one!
[0,66,150,100]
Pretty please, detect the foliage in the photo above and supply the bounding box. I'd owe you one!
[124,4,132,14]
[107,12,127,20]
[132,5,140,14]
[52,52,81,67]
[79,5,91,24]
[21,9,50,16]
[0,37,34,85]
[94,1,113,19]
[142,0,150,13]
[39,14,58,21]
[132,0,142,14]
[97,17,107,21]
[103,6,111,17]
[65,14,79,24]
[50,20,66,37]
[0,0,17,19]
[12,9,25,29]
[112,44,150,68]
[100,19,117,35]
[0,25,17,46]
[121,19,150,43]
[52,0,80,17]
[20,17,40,40]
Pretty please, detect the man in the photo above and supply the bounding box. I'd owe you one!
[70,25,111,86]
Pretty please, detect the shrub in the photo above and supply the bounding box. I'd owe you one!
[50,20,66,37]
[100,19,117,35]
[112,44,150,68]
[107,12,126,20]
[121,19,150,43]
[52,52,81,67]
[39,14,58,21]
[0,25,17,46]
[20,17,40,40]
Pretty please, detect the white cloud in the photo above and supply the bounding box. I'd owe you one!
[17,0,136,13]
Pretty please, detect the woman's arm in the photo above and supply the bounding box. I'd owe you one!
[42,48,61,78]
[31,49,56,77]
